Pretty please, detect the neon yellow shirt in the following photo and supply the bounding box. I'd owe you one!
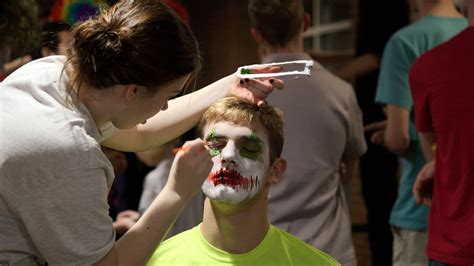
[147,224,340,266]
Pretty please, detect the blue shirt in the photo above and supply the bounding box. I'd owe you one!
[375,15,467,230]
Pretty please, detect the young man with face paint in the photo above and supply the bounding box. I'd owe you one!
[147,97,340,266]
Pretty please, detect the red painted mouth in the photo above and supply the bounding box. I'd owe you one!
[207,168,260,191]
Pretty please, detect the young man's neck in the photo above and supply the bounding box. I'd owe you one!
[263,37,304,57]
[200,191,270,254]
[421,0,463,18]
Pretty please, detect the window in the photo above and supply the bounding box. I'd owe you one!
[303,0,355,56]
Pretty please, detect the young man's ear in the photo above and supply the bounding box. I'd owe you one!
[250,27,264,44]
[303,12,311,32]
[267,158,287,184]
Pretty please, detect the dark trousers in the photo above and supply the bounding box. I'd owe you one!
[360,139,399,266]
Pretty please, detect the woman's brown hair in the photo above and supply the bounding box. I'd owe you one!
[66,0,201,94]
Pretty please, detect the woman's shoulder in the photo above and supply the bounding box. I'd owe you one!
[2,55,66,83]
[1,110,104,171]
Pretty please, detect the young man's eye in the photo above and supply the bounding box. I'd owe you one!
[206,141,224,157]
[242,142,261,153]
[242,147,259,154]
[208,144,220,150]
[239,144,263,161]
[207,142,224,150]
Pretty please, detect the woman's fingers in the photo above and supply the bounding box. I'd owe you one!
[243,79,270,99]
[238,78,284,103]
[168,138,213,199]
[230,66,285,106]
[270,78,285,90]
[248,65,282,74]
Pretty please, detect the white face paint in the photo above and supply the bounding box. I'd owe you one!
[201,121,271,204]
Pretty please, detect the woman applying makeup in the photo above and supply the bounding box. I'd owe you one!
[0,1,282,265]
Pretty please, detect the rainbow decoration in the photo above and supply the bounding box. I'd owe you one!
[48,0,105,24]
[48,0,189,25]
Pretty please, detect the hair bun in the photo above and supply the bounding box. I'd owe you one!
[105,30,119,42]
[101,29,122,59]
[67,0,200,89]
[71,18,128,76]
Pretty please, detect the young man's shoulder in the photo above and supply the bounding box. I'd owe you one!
[156,225,197,247]
[416,27,473,66]
[147,226,199,265]
[271,225,341,265]
[390,16,467,46]
[411,27,474,87]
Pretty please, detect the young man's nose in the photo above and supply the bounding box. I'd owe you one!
[220,142,237,165]
[220,158,237,166]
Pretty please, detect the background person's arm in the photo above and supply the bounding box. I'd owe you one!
[412,158,435,206]
[412,131,435,206]
[336,53,380,82]
[419,131,435,161]
[341,85,367,182]
[340,159,357,184]
[384,104,410,155]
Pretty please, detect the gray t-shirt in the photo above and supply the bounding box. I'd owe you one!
[0,56,116,265]
[265,53,367,265]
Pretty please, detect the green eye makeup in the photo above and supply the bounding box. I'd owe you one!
[205,129,264,161]
[206,128,221,157]
[239,133,263,161]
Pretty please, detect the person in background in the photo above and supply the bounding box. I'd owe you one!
[3,21,72,83]
[409,1,474,265]
[0,0,39,81]
[247,0,367,264]
[371,0,467,265]
[137,136,204,239]
[39,21,72,57]
[103,147,152,239]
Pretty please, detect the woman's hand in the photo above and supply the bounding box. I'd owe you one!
[165,138,212,201]
[230,66,284,107]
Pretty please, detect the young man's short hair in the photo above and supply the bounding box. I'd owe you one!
[197,97,284,163]
[248,0,304,47]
